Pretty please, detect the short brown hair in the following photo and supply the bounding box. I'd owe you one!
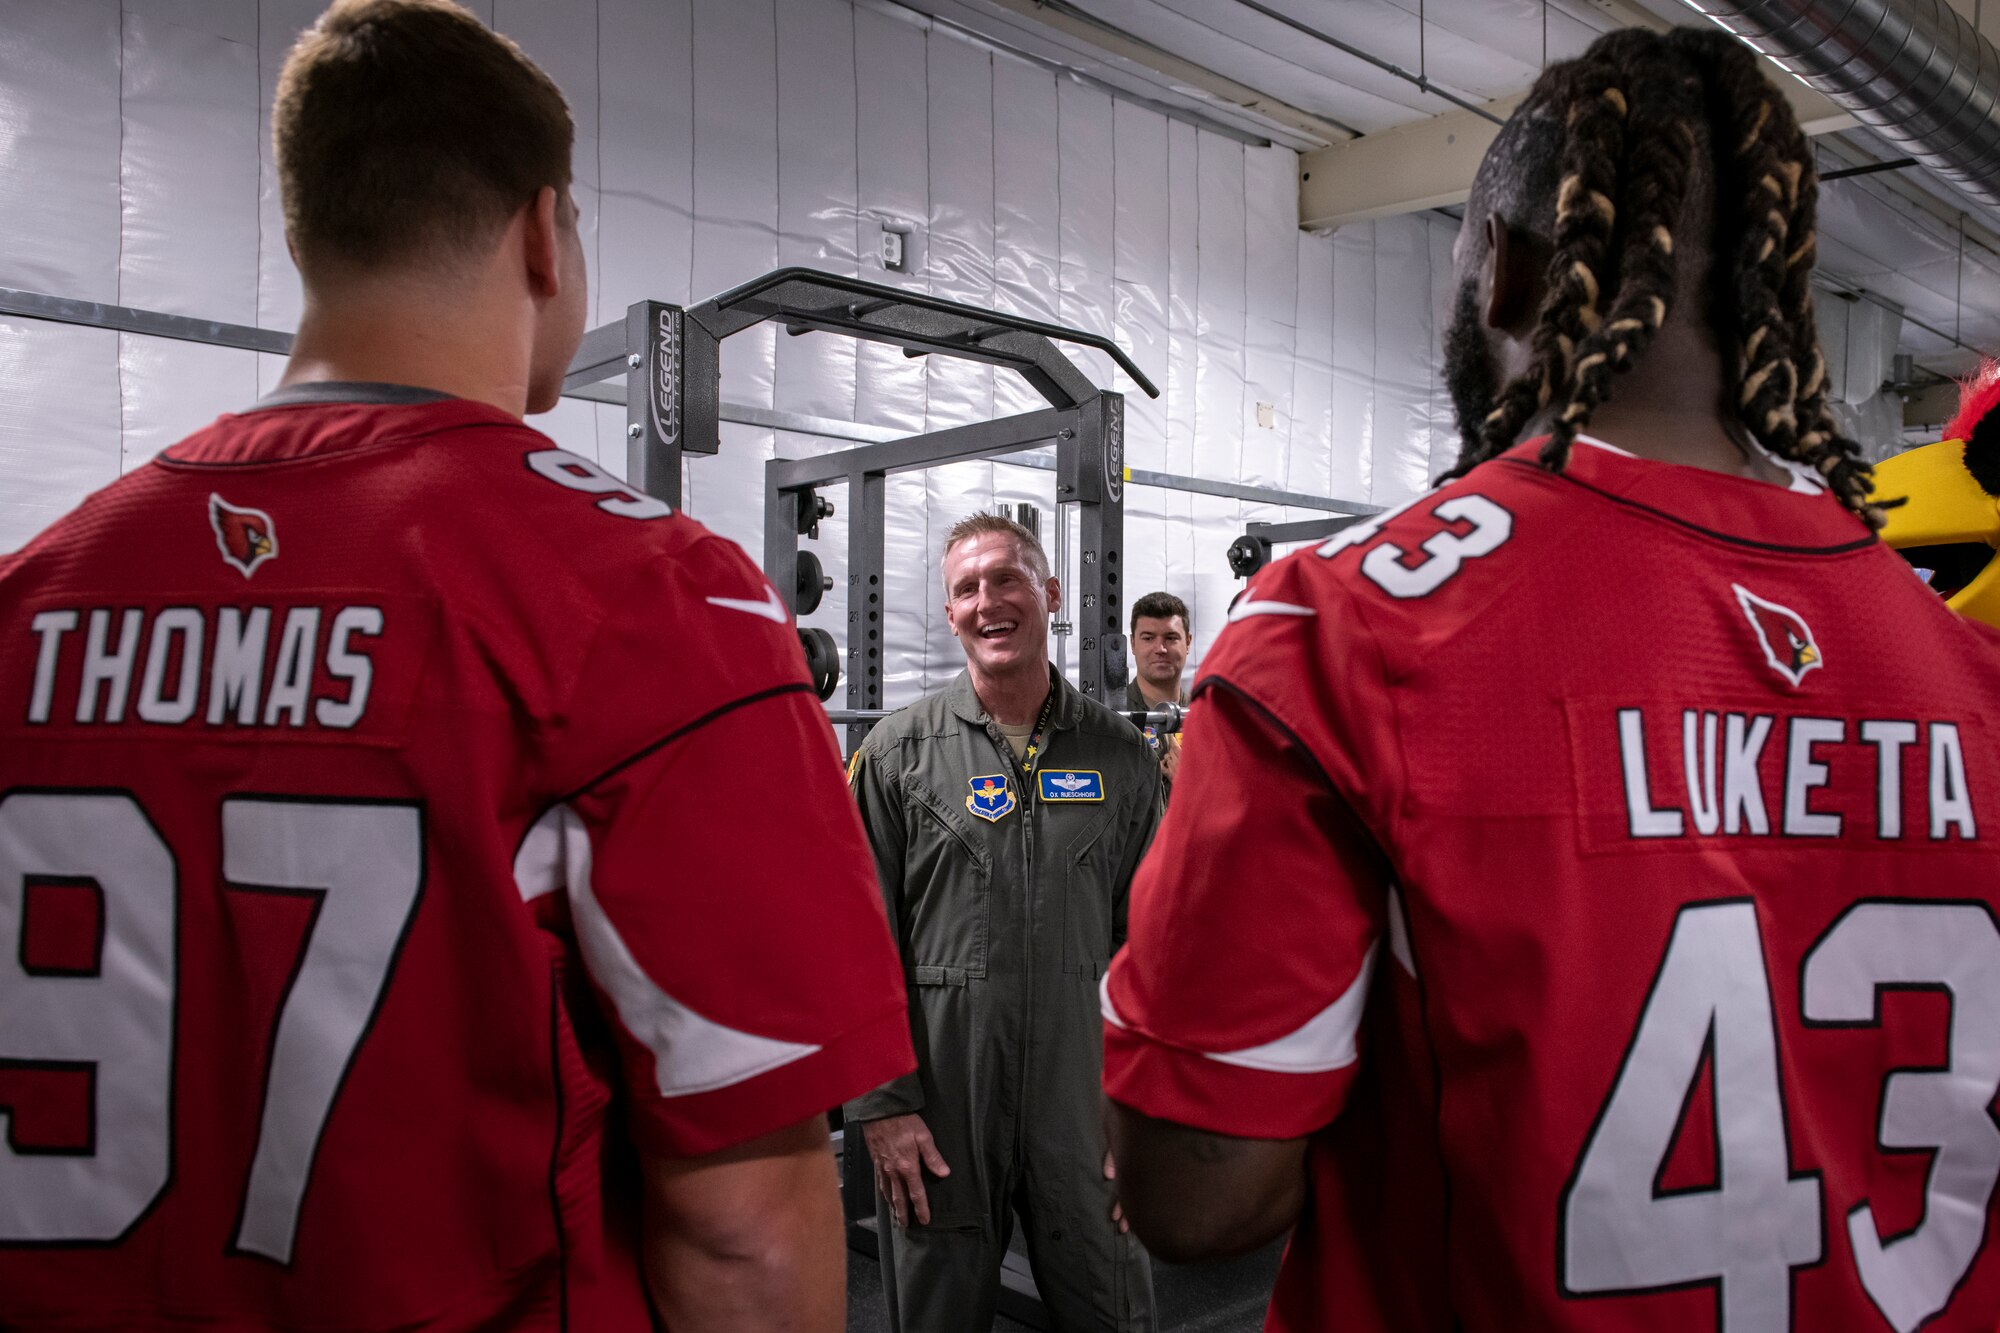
[941,513,1050,588]
[273,0,573,281]
[1131,591,1189,636]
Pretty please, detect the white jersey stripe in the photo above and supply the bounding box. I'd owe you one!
[1204,942,1378,1075]
[514,804,821,1097]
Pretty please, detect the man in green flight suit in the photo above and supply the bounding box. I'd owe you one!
[846,512,1163,1332]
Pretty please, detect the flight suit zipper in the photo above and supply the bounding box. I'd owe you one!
[985,687,1053,1170]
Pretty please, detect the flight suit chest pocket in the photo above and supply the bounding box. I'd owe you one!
[902,781,992,977]
[1062,810,1119,977]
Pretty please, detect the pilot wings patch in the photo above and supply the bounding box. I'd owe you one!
[1038,770,1104,802]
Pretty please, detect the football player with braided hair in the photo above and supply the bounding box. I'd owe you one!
[1104,25,2000,1333]
[1437,26,1877,519]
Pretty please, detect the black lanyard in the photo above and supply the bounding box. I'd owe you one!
[1014,689,1058,790]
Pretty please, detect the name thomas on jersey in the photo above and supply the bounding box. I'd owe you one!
[20,603,384,731]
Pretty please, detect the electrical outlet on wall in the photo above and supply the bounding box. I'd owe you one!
[878,221,910,273]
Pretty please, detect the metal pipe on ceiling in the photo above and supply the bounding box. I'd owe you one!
[1678,0,2000,211]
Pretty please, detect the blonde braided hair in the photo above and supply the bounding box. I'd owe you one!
[1442,27,1882,528]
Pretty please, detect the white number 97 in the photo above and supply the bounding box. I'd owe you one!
[0,791,424,1263]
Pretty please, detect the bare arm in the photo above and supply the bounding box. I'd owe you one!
[640,1114,846,1333]
[1106,1097,1308,1264]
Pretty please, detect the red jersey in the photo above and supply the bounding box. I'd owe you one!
[1104,437,2000,1333]
[0,390,913,1330]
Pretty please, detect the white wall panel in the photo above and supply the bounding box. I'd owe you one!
[1293,231,1336,501]
[0,1,121,544]
[991,55,1060,424]
[690,0,776,404]
[0,0,1476,710]
[598,0,694,317]
[500,0,601,467]
[1162,119,1199,479]
[1242,143,1296,492]
[118,7,260,463]
[1330,221,1379,503]
[0,1,122,302]
[1159,118,1201,633]
[924,31,997,434]
[0,322,120,551]
[682,0,780,560]
[1193,130,1246,532]
[1422,213,1463,483]
[1369,213,1436,504]
[774,0,858,423]
[1113,98,1171,606]
[123,0,253,45]
[501,0,601,316]
[854,5,932,697]
[1111,98,1168,471]
[255,1,322,395]
[120,341,258,465]
[1057,78,1117,400]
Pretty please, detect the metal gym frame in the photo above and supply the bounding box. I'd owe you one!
[1226,511,1378,579]
[723,270,1159,738]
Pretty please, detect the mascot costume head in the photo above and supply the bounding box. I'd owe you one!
[1874,362,2000,629]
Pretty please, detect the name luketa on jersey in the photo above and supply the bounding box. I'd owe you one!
[1616,708,1977,842]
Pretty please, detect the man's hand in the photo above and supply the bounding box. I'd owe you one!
[1106,1097,1307,1263]
[1104,1149,1128,1234]
[861,1113,951,1227]
[1158,737,1180,784]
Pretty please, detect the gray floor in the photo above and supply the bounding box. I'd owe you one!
[843,1232,1286,1333]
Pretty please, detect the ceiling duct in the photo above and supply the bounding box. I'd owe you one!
[1680,0,2000,211]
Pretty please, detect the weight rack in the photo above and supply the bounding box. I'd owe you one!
[721,268,1163,749]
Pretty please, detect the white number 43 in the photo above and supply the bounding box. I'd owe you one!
[1563,899,2000,1332]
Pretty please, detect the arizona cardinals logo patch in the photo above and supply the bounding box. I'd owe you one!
[209,493,278,578]
[1733,583,1821,687]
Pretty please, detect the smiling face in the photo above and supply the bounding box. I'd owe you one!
[942,530,1059,681]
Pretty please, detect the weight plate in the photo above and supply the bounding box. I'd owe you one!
[796,550,826,616]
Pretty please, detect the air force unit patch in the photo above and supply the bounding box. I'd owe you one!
[1038,770,1105,801]
[967,775,1017,822]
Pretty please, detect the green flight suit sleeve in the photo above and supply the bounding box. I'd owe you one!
[1112,762,1166,954]
[844,739,928,1121]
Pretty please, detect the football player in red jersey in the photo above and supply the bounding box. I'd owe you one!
[0,3,912,1330]
[1105,25,2000,1333]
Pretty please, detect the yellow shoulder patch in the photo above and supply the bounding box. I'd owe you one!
[846,747,865,786]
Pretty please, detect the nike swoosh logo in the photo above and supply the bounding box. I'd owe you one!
[1227,590,1317,623]
[705,585,788,625]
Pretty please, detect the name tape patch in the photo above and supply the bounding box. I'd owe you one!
[1039,770,1105,801]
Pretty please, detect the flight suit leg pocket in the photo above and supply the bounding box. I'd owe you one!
[895,966,990,1240]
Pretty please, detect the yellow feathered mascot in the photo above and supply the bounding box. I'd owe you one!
[1874,361,2000,628]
